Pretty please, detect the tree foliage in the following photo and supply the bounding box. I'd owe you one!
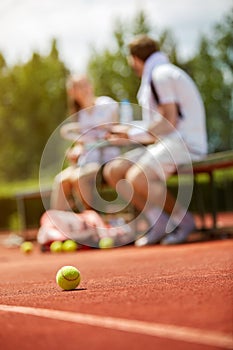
[87,11,182,102]
[87,9,233,153]
[0,40,68,180]
[0,9,232,182]
[186,8,233,151]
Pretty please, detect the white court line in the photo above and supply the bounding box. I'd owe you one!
[0,304,232,349]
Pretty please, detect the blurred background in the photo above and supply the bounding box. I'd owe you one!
[0,0,232,230]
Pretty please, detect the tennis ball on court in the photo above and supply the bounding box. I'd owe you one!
[62,240,78,252]
[56,266,81,291]
[99,237,114,249]
[20,241,33,254]
[50,241,63,253]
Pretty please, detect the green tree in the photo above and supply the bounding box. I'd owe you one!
[88,9,233,152]
[0,53,6,70]
[87,11,186,103]
[87,13,144,103]
[0,8,232,184]
[0,40,69,181]
[187,9,233,151]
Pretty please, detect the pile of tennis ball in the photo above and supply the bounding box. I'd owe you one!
[20,238,115,292]
[50,240,78,253]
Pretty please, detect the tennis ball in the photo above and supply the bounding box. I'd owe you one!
[99,237,114,249]
[56,266,81,291]
[20,241,33,254]
[62,240,78,252]
[50,241,63,253]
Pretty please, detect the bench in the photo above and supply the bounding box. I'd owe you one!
[177,150,233,232]
[97,149,233,235]
[15,150,233,238]
[15,188,51,236]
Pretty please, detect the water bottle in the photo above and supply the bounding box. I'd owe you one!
[120,99,133,123]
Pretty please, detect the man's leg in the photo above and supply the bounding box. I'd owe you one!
[104,157,171,244]
[103,158,133,188]
[104,148,195,245]
[104,157,152,212]
[123,163,175,245]
[126,163,195,245]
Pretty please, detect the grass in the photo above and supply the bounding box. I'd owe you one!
[167,168,233,186]
[0,167,233,198]
[0,178,52,198]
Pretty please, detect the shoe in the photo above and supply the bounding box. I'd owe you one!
[161,212,196,245]
[135,212,174,247]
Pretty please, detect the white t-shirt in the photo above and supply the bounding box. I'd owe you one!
[64,96,120,164]
[78,96,118,139]
[150,63,208,155]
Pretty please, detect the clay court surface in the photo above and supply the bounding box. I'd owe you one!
[0,220,232,350]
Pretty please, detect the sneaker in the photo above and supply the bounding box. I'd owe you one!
[161,212,196,245]
[135,212,174,247]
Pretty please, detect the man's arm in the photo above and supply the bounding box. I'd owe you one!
[148,102,178,137]
[105,102,179,144]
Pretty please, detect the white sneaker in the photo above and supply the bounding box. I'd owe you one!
[161,212,196,245]
[135,212,174,247]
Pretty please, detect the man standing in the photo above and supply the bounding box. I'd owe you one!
[104,35,207,245]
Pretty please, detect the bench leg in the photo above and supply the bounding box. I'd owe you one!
[194,175,206,230]
[209,172,217,230]
[16,197,27,239]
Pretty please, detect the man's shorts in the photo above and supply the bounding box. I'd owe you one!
[121,132,203,181]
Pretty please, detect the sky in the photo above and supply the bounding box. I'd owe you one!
[0,0,232,73]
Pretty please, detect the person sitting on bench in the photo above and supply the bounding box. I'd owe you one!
[50,74,120,211]
[103,35,208,245]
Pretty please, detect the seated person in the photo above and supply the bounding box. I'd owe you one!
[50,74,120,211]
[103,35,208,246]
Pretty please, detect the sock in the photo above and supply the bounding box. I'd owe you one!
[145,207,176,234]
[135,210,172,246]
[170,206,189,226]
[145,207,162,226]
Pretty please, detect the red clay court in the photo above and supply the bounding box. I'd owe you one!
[0,214,232,350]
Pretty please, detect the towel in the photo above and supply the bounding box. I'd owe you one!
[137,51,169,122]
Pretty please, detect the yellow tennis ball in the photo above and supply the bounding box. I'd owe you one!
[50,241,63,253]
[62,240,78,252]
[56,266,81,291]
[20,241,33,254]
[99,237,114,249]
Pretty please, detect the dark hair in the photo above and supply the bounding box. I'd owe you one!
[128,35,160,62]
[67,97,82,114]
[66,74,83,114]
